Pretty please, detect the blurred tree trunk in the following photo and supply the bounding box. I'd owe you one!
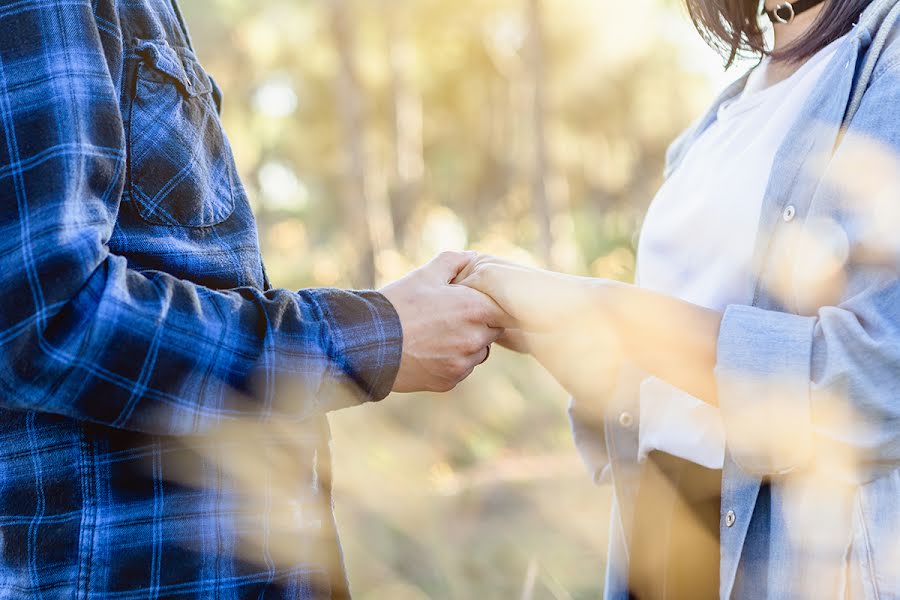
[384,2,424,249]
[328,0,377,288]
[526,0,554,268]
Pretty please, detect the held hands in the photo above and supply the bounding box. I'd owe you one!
[380,250,622,400]
[453,254,623,401]
[382,250,715,406]
[453,253,722,405]
[381,251,513,393]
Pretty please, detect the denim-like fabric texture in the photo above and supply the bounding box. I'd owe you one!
[0,0,402,597]
[571,1,900,598]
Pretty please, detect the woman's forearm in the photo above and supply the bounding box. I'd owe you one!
[592,281,723,406]
[456,259,723,404]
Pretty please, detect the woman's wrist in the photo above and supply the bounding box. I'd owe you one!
[587,278,630,339]
[587,279,723,404]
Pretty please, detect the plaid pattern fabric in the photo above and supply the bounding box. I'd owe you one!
[0,1,403,597]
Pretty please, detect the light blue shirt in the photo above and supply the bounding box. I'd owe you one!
[571,1,900,597]
[634,37,844,471]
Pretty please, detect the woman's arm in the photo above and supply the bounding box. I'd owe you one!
[457,258,722,405]
[461,54,900,485]
[460,237,900,482]
[597,283,723,406]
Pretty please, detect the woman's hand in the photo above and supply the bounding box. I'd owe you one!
[455,255,622,401]
[455,253,724,406]
[454,254,611,332]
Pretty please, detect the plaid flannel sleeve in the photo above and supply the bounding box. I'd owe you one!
[0,2,402,434]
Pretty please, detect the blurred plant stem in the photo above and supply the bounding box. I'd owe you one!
[329,0,386,287]
[527,0,554,269]
[384,0,424,250]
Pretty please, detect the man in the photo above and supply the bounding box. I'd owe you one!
[0,1,507,597]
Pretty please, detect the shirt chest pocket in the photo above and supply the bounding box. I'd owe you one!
[127,40,235,228]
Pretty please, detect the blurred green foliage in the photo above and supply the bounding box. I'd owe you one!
[182,0,727,596]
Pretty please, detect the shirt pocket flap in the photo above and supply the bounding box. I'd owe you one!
[134,39,212,98]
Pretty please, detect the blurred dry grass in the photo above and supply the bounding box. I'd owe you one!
[330,350,612,599]
[179,0,731,596]
[177,0,900,592]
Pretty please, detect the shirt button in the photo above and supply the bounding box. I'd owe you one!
[782,205,796,222]
[618,411,634,428]
[725,510,736,527]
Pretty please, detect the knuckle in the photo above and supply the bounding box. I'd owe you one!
[453,331,481,355]
[468,295,488,314]
[451,357,472,378]
[436,250,461,263]
[474,303,502,327]
[463,296,489,321]
[465,332,487,354]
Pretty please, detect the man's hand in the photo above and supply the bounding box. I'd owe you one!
[380,251,512,393]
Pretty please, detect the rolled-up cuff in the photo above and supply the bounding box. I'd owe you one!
[307,288,403,405]
[715,304,817,476]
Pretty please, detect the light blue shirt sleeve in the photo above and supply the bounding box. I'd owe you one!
[715,60,900,481]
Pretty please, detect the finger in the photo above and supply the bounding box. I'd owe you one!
[481,344,491,364]
[452,253,495,285]
[482,325,505,346]
[456,266,498,303]
[472,291,517,330]
[456,264,489,291]
[429,250,478,283]
[457,365,477,385]
[451,260,477,285]
[458,265,526,324]
[463,345,491,370]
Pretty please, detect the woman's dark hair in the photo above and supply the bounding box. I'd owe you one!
[684,0,874,67]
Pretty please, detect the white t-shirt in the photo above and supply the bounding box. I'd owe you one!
[635,38,844,469]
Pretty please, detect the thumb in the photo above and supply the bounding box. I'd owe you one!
[428,250,478,283]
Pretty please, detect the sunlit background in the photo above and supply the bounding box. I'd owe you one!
[182,1,748,597]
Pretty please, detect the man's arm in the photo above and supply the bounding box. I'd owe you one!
[0,2,502,435]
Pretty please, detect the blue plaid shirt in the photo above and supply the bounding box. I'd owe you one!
[0,1,403,598]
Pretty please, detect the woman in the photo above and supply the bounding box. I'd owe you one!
[458,0,900,598]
